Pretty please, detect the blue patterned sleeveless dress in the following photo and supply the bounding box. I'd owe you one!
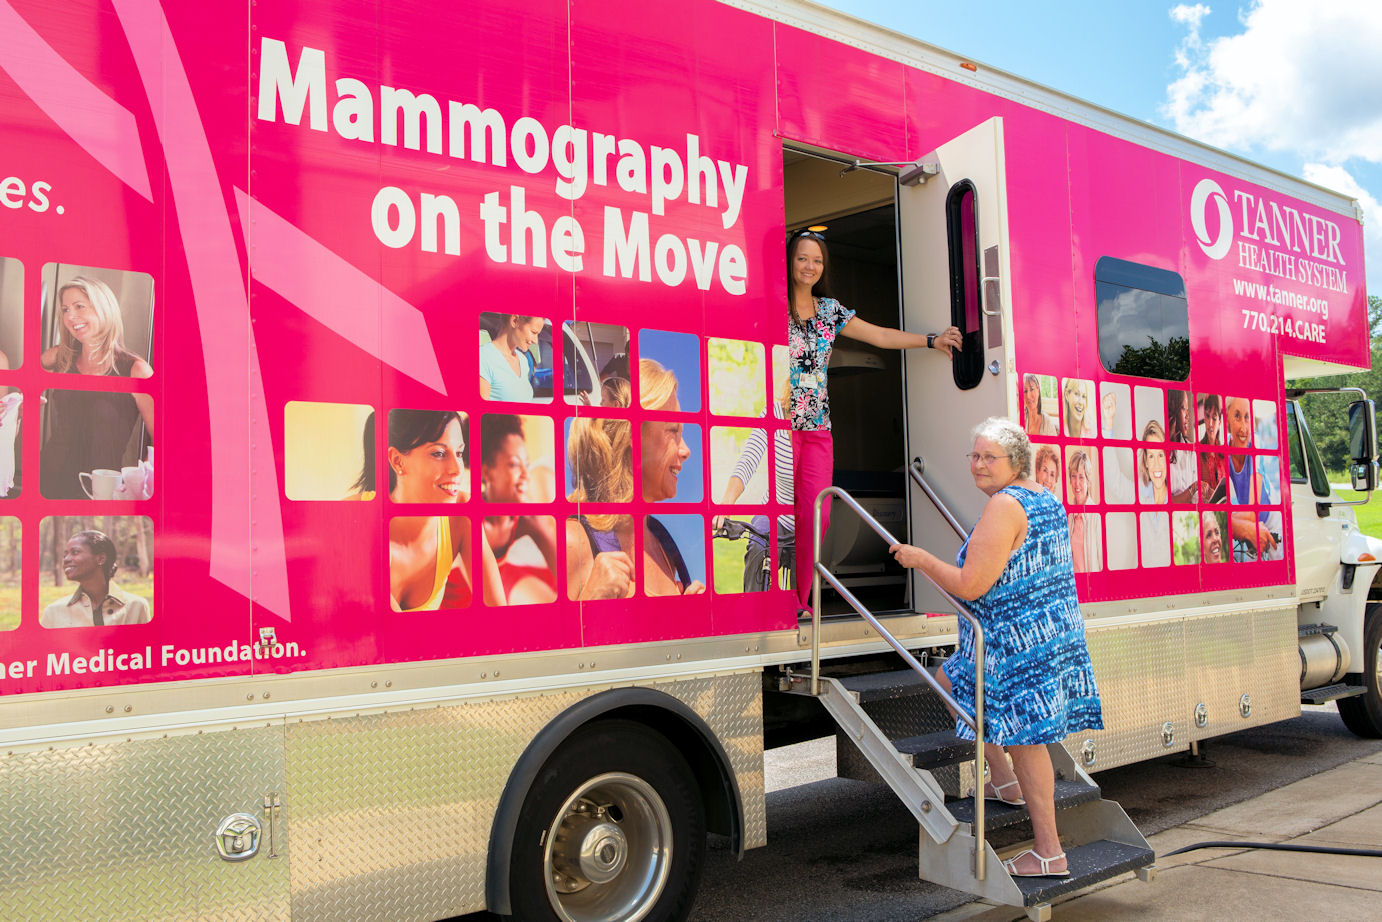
[941,485,1103,745]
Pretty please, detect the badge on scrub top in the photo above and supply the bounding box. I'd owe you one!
[798,372,818,390]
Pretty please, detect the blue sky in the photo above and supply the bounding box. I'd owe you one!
[818,1,1382,287]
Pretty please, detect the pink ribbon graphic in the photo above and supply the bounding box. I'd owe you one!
[0,1,152,201]
[2,0,448,623]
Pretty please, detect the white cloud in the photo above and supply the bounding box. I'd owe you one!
[1302,163,1381,278]
[1169,3,1210,27]
[1163,0,1382,166]
[1168,4,1211,70]
[1303,164,1377,221]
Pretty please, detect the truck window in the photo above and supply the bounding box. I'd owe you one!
[1094,257,1189,381]
[1286,402,1307,483]
[1287,401,1333,498]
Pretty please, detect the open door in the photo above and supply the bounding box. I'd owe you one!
[899,117,1015,612]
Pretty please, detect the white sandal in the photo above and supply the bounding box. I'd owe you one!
[983,779,1026,806]
[1003,848,1070,878]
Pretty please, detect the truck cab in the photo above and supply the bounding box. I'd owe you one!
[1286,392,1382,735]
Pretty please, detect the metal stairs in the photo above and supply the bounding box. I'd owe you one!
[784,665,1155,921]
[797,477,1154,920]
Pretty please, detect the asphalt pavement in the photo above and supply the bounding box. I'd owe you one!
[689,704,1382,921]
[452,706,1381,921]
[935,744,1382,921]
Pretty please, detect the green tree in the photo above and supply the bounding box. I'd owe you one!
[1110,335,1190,381]
[1295,295,1382,472]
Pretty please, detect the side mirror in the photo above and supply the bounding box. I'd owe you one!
[1348,399,1378,492]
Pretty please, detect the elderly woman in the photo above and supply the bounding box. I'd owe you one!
[1033,444,1061,500]
[888,417,1103,879]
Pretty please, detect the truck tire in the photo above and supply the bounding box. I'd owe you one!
[506,719,706,922]
[1338,603,1382,738]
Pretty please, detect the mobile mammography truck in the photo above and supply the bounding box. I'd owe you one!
[1,0,1378,920]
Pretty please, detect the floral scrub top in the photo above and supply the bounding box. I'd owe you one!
[788,297,855,431]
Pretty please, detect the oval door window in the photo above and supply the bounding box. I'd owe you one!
[946,181,984,390]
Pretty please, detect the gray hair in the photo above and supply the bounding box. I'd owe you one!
[971,417,1031,479]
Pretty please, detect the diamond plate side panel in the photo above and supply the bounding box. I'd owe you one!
[287,670,764,922]
[668,673,768,849]
[1185,608,1299,740]
[1066,610,1301,772]
[1065,620,1188,771]
[0,726,288,922]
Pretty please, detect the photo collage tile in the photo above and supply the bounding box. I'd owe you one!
[283,316,793,611]
[1022,372,1283,575]
[0,258,156,631]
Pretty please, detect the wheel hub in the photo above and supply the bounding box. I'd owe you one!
[553,811,628,886]
[542,772,674,922]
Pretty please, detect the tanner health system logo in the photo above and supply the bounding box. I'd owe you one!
[1188,175,1349,294]
[1190,178,1233,260]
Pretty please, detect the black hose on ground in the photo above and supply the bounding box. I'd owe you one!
[1163,840,1382,858]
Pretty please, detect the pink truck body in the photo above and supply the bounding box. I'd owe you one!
[0,1,1370,918]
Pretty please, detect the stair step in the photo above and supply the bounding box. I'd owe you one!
[1009,840,1155,907]
[947,779,1101,831]
[894,731,974,770]
[1301,682,1366,705]
[836,668,936,703]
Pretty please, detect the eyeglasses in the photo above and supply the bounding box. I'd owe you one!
[791,229,825,241]
[966,452,1010,467]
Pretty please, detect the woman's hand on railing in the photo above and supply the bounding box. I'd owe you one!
[888,542,927,569]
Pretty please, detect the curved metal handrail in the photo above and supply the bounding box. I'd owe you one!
[811,485,988,879]
[908,457,969,540]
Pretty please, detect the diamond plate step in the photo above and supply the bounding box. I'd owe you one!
[835,668,938,703]
[893,731,974,770]
[947,780,1101,832]
[1009,840,1155,907]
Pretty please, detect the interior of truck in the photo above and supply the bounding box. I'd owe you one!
[783,148,913,614]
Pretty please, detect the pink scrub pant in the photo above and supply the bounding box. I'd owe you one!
[792,429,834,608]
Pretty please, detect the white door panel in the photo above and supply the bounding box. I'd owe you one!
[899,117,1015,612]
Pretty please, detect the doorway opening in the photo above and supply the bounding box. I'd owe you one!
[784,148,912,614]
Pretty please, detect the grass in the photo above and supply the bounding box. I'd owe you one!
[711,520,791,593]
[712,529,749,594]
[1331,488,1382,536]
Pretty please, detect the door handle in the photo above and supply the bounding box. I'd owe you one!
[215,813,261,861]
[980,275,1001,317]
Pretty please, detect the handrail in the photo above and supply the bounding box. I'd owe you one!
[811,484,988,880]
[908,457,969,540]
